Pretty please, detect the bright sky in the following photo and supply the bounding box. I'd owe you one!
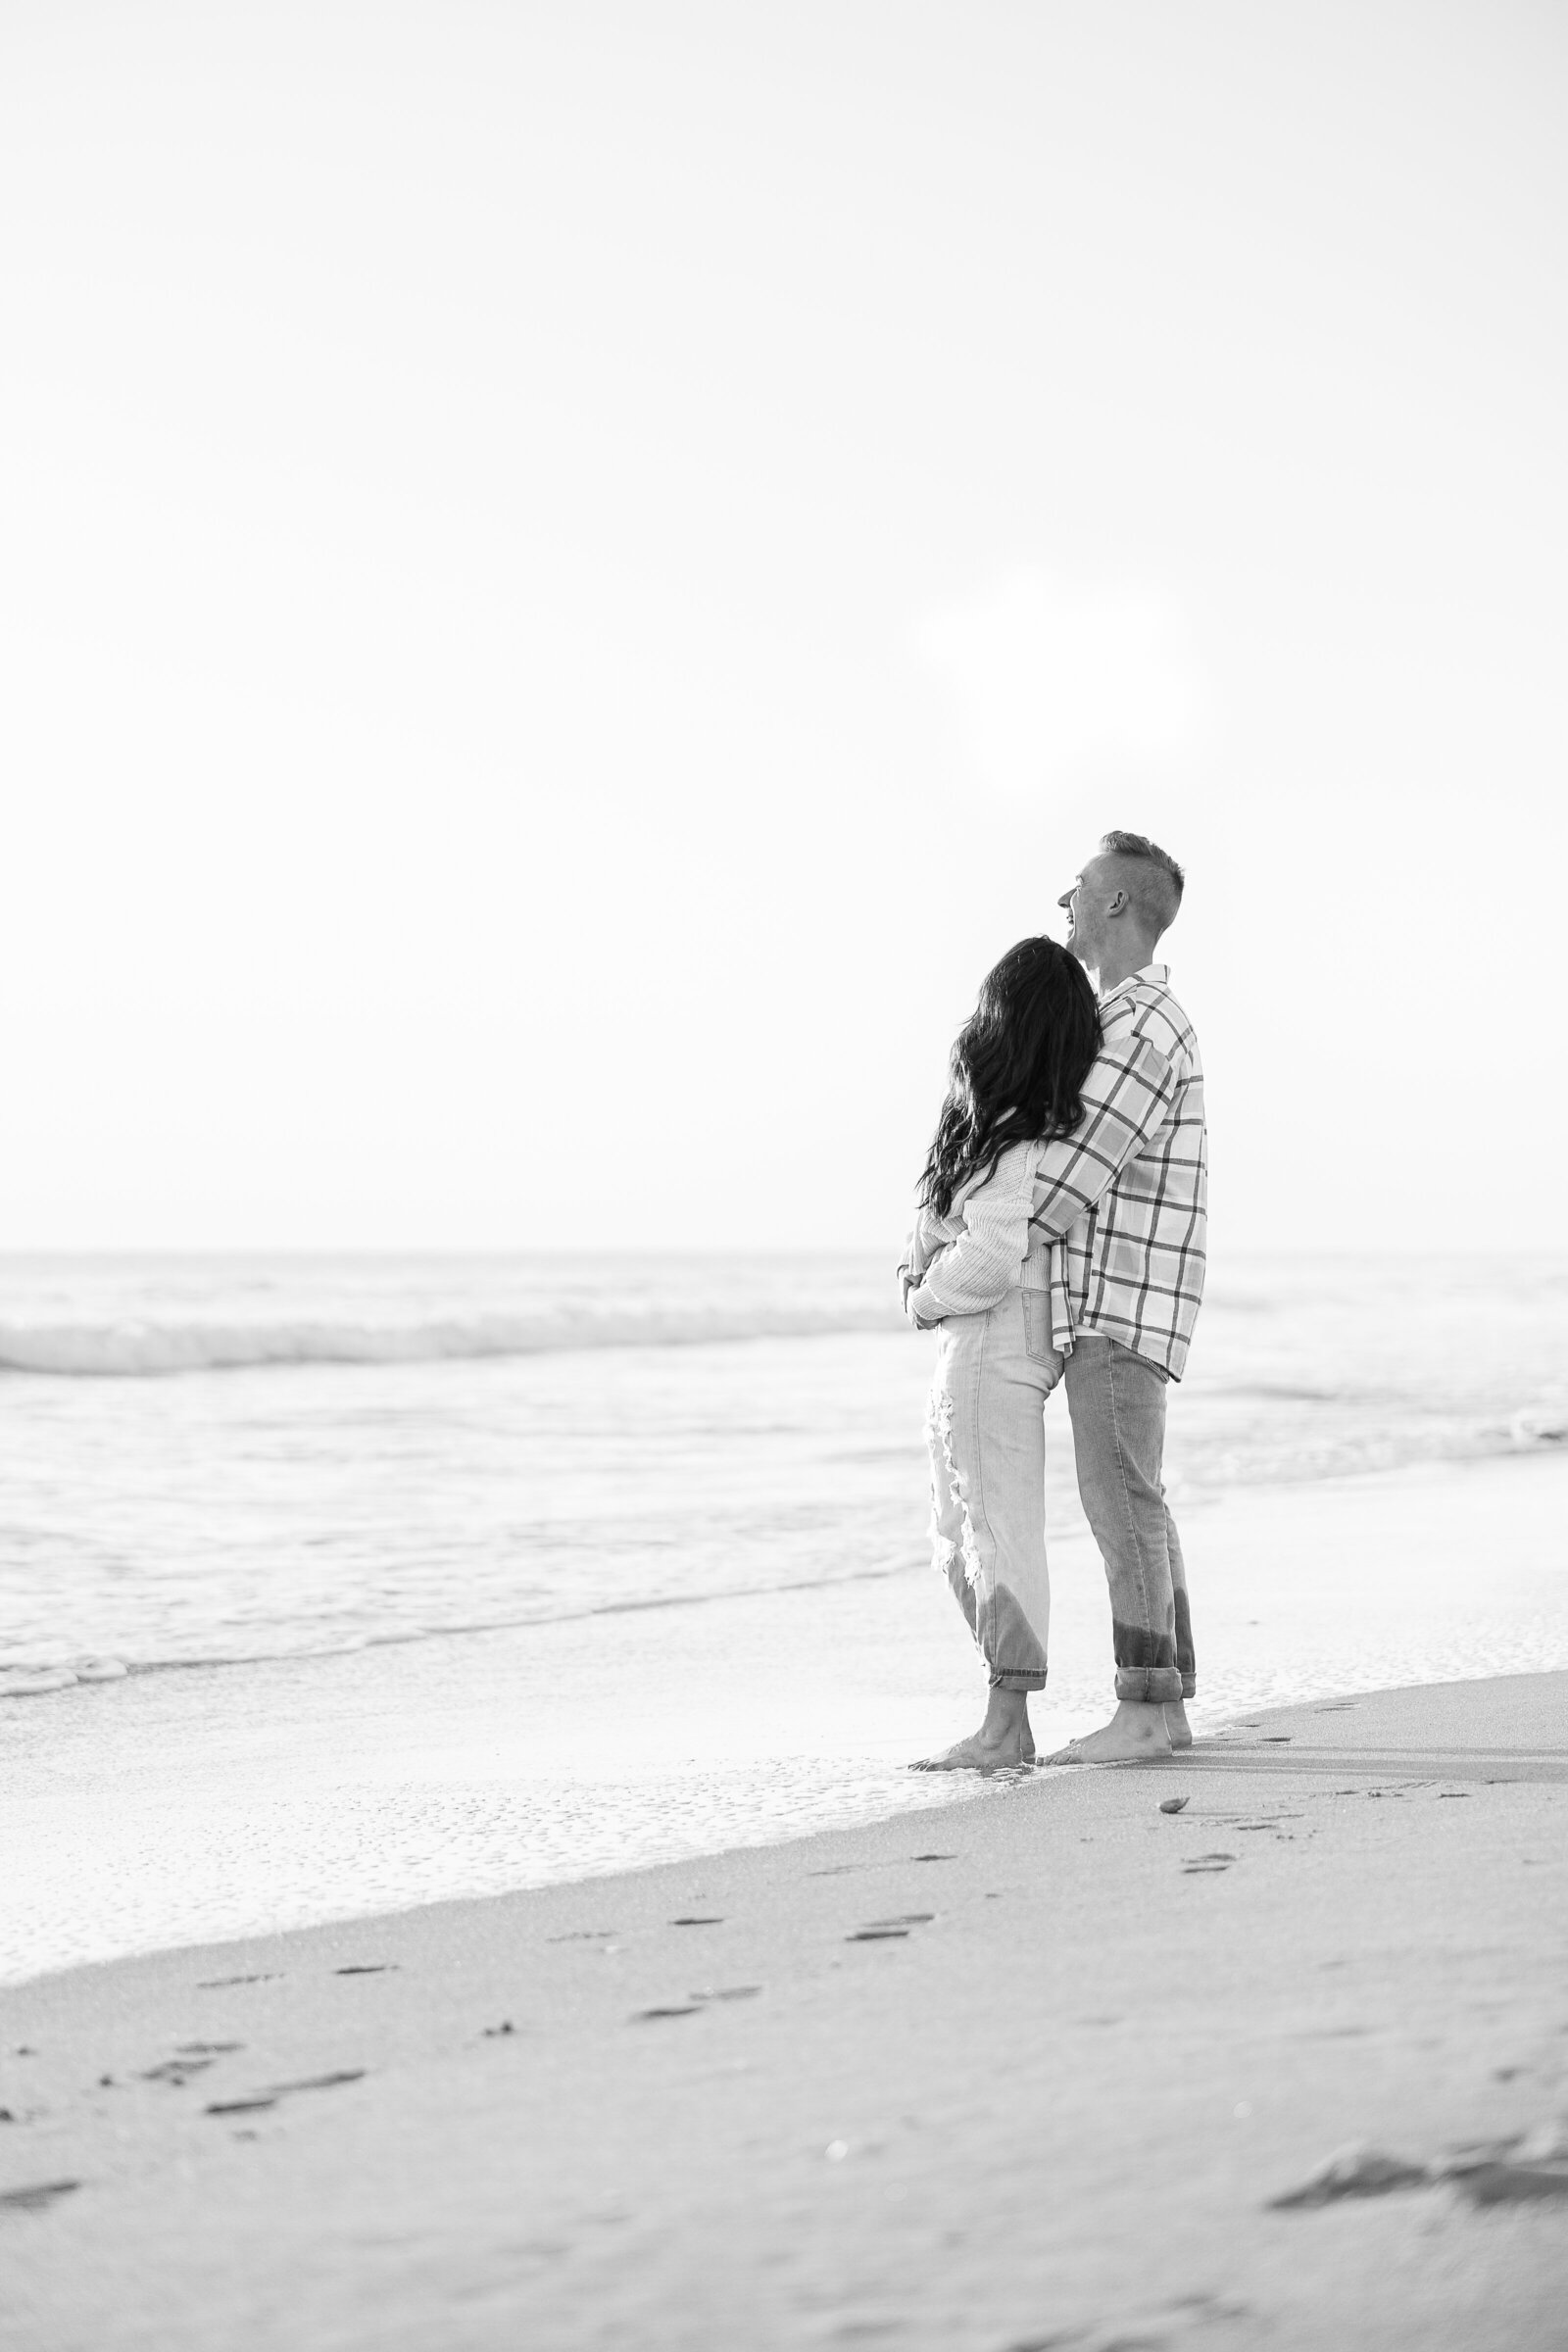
[3,3,1564,1251]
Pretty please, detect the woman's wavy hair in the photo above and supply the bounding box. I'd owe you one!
[919,937,1101,1218]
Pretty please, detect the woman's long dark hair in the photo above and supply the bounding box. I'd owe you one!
[919,937,1101,1218]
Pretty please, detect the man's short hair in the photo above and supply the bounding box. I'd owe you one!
[1099,830,1185,939]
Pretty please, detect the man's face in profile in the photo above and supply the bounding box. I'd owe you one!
[1058,855,1111,968]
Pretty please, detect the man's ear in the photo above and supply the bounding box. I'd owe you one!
[1105,889,1129,917]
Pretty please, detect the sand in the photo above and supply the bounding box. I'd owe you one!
[3,1669,1566,2351]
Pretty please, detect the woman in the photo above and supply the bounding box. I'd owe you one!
[901,935,1101,1771]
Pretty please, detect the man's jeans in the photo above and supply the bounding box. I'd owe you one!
[1063,1333,1196,1705]
[924,1290,1060,1693]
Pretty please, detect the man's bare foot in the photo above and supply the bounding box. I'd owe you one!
[910,1727,1035,1774]
[1164,1698,1193,1750]
[1044,1699,1172,1765]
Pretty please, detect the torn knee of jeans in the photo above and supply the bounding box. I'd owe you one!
[927,1378,984,1589]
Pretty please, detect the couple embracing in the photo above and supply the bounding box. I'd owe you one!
[900,830,1205,1771]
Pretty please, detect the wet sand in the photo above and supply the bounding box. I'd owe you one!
[4,1671,1566,2350]
[7,1448,1568,1984]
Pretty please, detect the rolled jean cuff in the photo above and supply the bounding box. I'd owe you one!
[989,1669,1049,1693]
[1114,1666,1184,1704]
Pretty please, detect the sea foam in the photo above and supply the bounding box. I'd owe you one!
[0,1302,901,1378]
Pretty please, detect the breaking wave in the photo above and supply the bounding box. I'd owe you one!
[0,1302,906,1377]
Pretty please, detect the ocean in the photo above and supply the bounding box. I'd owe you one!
[2,1251,1566,1977]
[4,1250,1565,1680]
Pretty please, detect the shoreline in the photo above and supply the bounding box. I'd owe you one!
[4,1669,1566,2348]
[8,1410,1568,1688]
[5,1447,1568,1986]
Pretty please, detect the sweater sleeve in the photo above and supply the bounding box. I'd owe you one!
[906,1140,1039,1321]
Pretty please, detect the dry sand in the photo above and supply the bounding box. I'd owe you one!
[3,1671,1566,2351]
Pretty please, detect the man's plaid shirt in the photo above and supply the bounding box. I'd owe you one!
[904,963,1207,1378]
[1030,962,1207,1379]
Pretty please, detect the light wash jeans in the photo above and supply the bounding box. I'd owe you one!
[924,1290,1062,1692]
[925,1302,1197,1704]
[1063,1333,1195,1705]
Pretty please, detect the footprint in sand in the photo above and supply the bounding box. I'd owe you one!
[205,2069,366,2117]
[1456,2162,1568,2207]
[139,2041,245,2085]
[1271,2144,1429,2207]
[334,1963,398,1976]
[0,2180,80,2213]
[631,2006,701,2023]
[140,2058,218,2086]
[197,1974,277,1989]
[847,1913,936,1942]
[1449,2118,1568,2206]
[669,1916,724,1928]
[1182,1853,1237,1875]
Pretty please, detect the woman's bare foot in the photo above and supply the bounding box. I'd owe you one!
[911,1688,1035,1773]
[910,1727,1035,1774]
[1164,1697,1193,1749]
[1044,1699,1172,1765]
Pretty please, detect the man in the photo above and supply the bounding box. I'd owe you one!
[1038,829,1206,1762]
